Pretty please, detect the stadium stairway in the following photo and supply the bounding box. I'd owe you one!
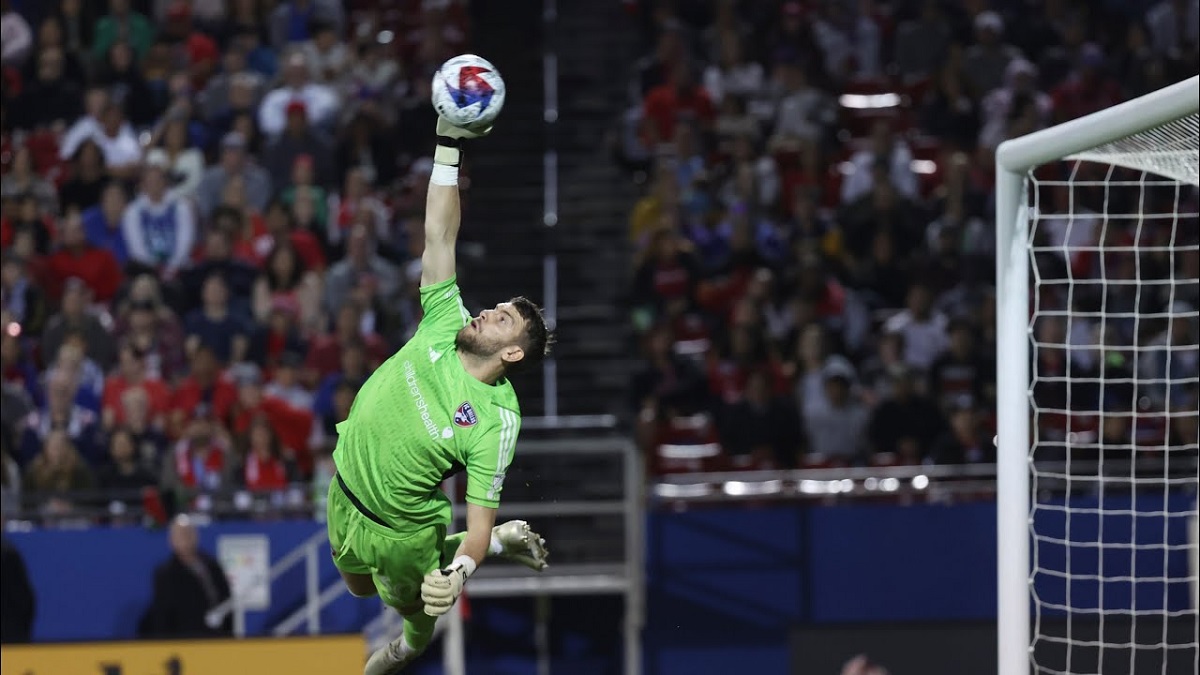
[462,0,640,420]
[459,0,550,414]
[550,1,642,420]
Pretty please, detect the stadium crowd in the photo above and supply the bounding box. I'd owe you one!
[623,0,1200,473]
[0,0,473,521]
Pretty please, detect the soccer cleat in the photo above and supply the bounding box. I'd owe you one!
[363,635,419,675]
[492,519,549,571]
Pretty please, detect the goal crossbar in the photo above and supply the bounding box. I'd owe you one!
[994,75,1199,675]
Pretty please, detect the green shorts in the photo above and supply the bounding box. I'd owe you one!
[326,477,446,609]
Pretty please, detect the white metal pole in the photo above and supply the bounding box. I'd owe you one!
[995,167,1031,675]
[542,0,559,420]
[233,596,245,638]
[623,439,643,675]
[443,473,466,675]
[306,545,320,634]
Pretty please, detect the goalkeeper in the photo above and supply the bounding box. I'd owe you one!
[327,116,552,675]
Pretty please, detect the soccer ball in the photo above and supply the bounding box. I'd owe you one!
[431,54,506,130]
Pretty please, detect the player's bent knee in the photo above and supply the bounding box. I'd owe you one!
[340,570,378,598]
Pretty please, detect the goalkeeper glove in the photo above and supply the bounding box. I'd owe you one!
[434,117,492,168]
[436,116,492,140]
[421,556,476,616]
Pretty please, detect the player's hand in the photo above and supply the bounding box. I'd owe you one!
[421,561,469,616]
[436,116,492,140]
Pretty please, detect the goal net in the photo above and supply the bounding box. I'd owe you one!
[996,77,1200,675]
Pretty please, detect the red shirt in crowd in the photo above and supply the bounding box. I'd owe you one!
[243,451,289,491]
[642,83,715,144]
[42,246,124,302]
[231,396,313,469]
[102,377,172,425]
[305,333,389,380]
[170,376,238,432]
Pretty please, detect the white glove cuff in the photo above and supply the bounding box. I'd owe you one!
[433,144,461,166]
[451,555,477,579]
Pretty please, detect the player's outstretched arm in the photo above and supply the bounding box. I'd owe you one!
[420,118,491,288]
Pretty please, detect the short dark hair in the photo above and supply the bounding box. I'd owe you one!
[507,297,553,374]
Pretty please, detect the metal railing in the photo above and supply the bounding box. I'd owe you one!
[361,433,643,675]
[206,527,328,637]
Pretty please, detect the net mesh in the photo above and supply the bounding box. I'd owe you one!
[1026,112,1200,675]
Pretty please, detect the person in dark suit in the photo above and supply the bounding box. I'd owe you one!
[0,535,36,643]
[139,514,232,638]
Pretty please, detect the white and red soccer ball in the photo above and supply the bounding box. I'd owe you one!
[431,54,506,130]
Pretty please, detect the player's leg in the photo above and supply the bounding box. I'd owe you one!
[363,526,446,675]
[326,478,378,597]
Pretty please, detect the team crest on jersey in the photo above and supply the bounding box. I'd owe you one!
[454,401,478,427]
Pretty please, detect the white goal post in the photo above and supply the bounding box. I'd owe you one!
[996,76,1200,675]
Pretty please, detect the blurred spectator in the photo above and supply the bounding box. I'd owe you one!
[1,252,48,336]
[196,131,272,221]
[66,101,142,179]
[58,140,108,214]
[642,61,715,148]
[22,429,94,498]
[716,368,803,468]
[253,238,322,327]
[236,414,296,491]
[264,351,312,410]
[147,119,205,201]
[882,284,949,373]
[305,303,388,381]
[866,366,945,464]
[102,344,171,431]
[0,534,35,644]
[1,146,57,214]
[302,19,350,83]
[82,181,131,264]
[769,63,836,146]
[95,427,158,494]
[893,0,951,84]
[1145,0,1199,60]
[122,159,197,278]
[41,278,116,371]
[162,412,231,493]
[311,340,368,419]
[257,51,340,139]
[262,100,336,188]
[181,224,259,316]
[323,224,400,318]
[227,362,314,469]
[930,403,995,465]
[44,212,124,303]
[92,0,154,61]
[113,279,188,383]
[268,0,345,53]
[13,47,81,130]
[1050,43,1122,123]
[801,356,868,463]
[961,11,1019,97]
[184,274,250,366]
[140,514,232,638]
[168,345,235,437]
[0,0,32,69]
[929,319,993,413]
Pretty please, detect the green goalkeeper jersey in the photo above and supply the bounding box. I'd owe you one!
[332,276,521,533]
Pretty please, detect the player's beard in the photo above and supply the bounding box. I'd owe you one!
[455,326,499,358]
